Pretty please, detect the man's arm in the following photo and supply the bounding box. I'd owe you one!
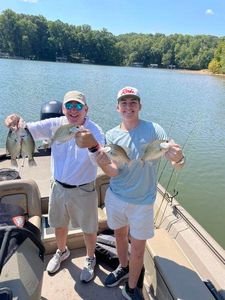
[75,130,119,176]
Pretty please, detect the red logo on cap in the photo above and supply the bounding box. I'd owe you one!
[121,88,136,95]
[12,216,25,228]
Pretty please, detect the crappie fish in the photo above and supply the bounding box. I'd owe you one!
[6,129,21,167]
[104,144,131,166]
[49,124,80,145]
[19,128,36,166]
[6,127,36,167]
[141,140,170,162]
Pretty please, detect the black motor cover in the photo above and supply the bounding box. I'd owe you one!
[40,100,63,120]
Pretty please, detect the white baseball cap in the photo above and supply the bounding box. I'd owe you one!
[117,86,140,101]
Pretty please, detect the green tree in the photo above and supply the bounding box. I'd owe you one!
[215,41,225,74]
[0,9,19,55]
[17,18,38,58]
[0,10,221,69]
[208,59,220,73]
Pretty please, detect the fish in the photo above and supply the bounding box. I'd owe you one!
[6,127,36,167]
[104,144,131,166]
[19,127,36,166]
[48,124,80,146]
[140,139,170,162]
[6,129,21,167]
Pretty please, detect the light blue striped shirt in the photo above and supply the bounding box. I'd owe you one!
[106,120,167,205]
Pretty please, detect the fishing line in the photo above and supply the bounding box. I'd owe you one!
[155,122,198,228]
[155,120,178,225]
[155,121,176,226]
[157,119,176,181]
[167,120,199,196]
[154,165,177,228]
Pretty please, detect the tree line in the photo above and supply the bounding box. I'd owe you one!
[0,9,225,74]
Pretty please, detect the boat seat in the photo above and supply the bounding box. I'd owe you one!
[144,228,215,300]
[0,179,42,230]
[0,230,44,300]
[95,169,110,232]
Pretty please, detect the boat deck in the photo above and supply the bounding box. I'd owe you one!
[42,248,125,300]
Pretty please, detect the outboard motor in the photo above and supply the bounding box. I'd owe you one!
[40,100,63,120]
[39,100,64,154]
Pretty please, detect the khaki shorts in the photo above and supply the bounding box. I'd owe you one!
[105,188,154,240]
[48,180,98,233]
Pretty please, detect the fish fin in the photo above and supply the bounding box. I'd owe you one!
[168,139,175,146]
[137,158,146,167]
[127,159,140,169]
[140,143,148,152]
[139,143,149,160]
[122,146,132,157]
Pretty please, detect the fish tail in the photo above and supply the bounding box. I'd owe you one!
[127,159,144,169]
[138,158,145,166]
[28,158,37,167]
[11,159,18,168]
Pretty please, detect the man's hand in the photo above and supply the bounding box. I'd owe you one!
[165,144,183,162]
[75,129,98,148]
[95,149,119,177]
[96,150,111,167]
[165,142,185,167]
[4,114,24,130]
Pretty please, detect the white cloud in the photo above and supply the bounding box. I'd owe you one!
[205,9,214,15]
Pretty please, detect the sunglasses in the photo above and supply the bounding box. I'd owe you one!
[65,102,84,111]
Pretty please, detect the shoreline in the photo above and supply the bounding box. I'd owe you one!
[176,68,225,77]
[1,57,225,77]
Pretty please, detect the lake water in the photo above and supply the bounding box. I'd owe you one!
[1,59,225,248]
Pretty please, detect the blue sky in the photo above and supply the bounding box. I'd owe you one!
[0,0,225,37]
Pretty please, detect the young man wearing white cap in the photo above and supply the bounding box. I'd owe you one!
[4,90,105,283]
[93,86,185,299]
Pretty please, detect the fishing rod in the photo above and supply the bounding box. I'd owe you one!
[157,119,175,177]
[155,122,198,228]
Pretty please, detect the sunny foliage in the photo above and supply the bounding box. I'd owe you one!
[0,9,223,72]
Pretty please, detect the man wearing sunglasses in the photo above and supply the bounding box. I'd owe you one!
[4,90,105,283]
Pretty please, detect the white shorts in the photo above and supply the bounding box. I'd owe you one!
[105,188,154,240]
[48,180,98,233]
